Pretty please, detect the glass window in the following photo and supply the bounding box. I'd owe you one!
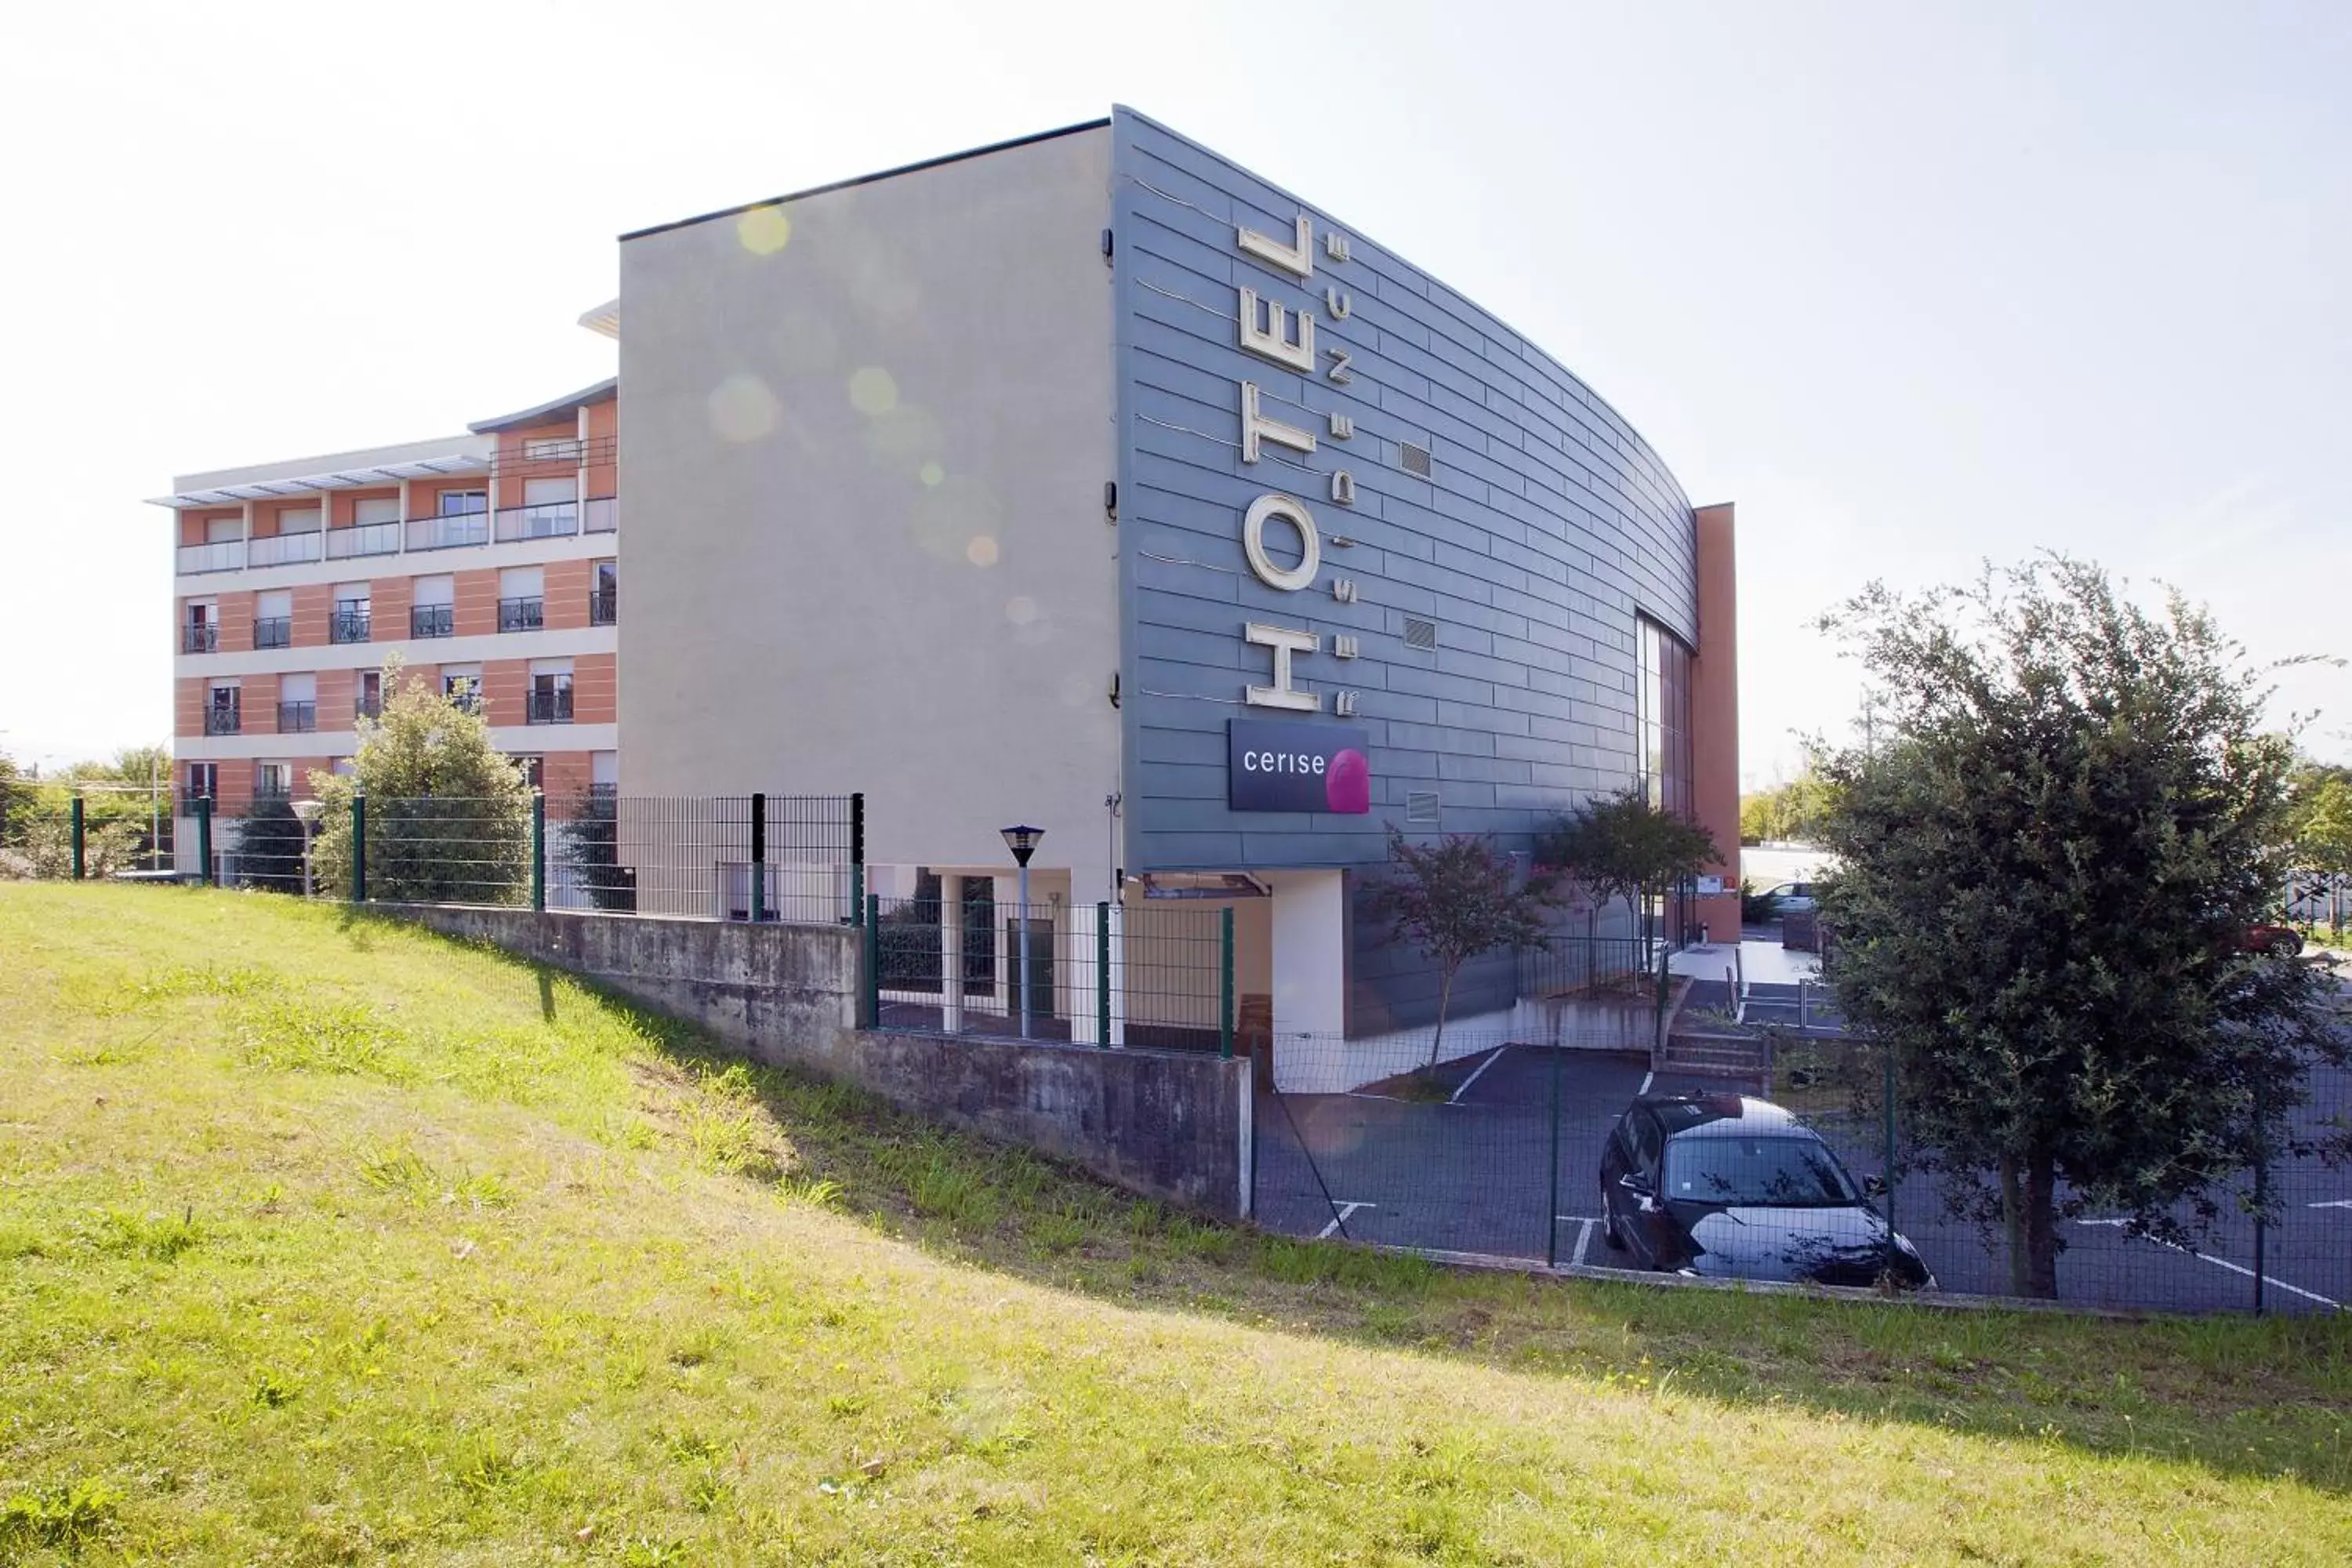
[1662,1136,1860,1207]
[438,489,488,517]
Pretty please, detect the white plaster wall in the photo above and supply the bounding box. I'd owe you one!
[1268,869,1346,1038]
[618,127,1121,905]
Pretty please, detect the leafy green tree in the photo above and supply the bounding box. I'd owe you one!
[1537,787,1720,945]
[1739,766,1837,844]
[1813,556,2344,1298]
[557,786,636,912]
[310,662,532,905]
[1364,829,1552,1072]
[2292,777,2352,935]
[232,798,310,894]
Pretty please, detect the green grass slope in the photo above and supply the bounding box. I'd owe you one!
[2,884,2348,1564]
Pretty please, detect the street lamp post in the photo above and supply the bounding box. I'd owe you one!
[292,800,325,898]
[1000,824,1044,1039]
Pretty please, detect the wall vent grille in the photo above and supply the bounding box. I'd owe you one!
[1405,790,1442,824]
[1399,441,1434,477]
[1402,615,1438,651]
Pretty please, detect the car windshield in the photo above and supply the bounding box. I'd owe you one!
[1661,1135,1860,1207]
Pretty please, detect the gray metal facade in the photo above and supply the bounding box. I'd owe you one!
[1111,107,1700,877]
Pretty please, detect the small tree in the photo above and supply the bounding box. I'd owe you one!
[232,798,310,893]
[310,662,532,905]
[2292,777,2352,936]
[1363,829,1552,1072]
[1814,556,2344,1298]
[557,786,636,912]
[1537,788,1720,946]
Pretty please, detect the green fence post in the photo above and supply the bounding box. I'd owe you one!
[350,794,366,903]
[848,792,866,927]
[69,795,85,880]
[530,792,546,913]
[1096,900,1112,1047]
[749,791,767,924]
[1218,906,1235,1060]
[195,797,214,887]
[862,892,881,1028]
[1882,1047,1899,1237]
[1547,1038,1563,1268]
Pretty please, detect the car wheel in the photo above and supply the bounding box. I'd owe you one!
[2267,933,2303,957]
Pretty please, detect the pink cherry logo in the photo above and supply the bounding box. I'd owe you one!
[1326,749,1370,814]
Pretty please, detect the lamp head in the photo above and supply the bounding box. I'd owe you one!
[999,824,1044,866]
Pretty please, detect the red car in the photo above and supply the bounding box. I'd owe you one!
[2245,924,2305,957]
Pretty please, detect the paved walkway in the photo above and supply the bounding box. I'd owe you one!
[1668,938,1820,989]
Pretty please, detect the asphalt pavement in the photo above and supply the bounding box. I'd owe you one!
[1253,1038,2351,1315]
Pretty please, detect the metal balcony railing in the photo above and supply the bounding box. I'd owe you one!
[326,521,401,560]
[252,780,292,804]
[253,616,292,650]
[447,688,484,716]
[354,695,383,721]
[178,789,215,815]
[589,587,617,626]
[407,513,490,551]
[526,688,574,725]
[494,502,579,543]
[498,596,545,633]
[583,495,618,534]
[277,701,317,734]
[178,540,246,575]
[330,610,372,644]
[182,622,218,653]
[248,532,323,568]
[410,604,455,639]
[204,706,241,736]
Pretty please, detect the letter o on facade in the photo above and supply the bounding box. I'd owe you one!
[1243,493,1320,593]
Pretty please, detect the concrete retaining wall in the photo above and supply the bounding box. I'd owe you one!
[383,905,1251,1216]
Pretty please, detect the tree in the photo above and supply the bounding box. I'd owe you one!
[232,798,310,893]
[1813,556,2344,1298]
[557,786,637,912]
[1363,829,1552,1072]
[1537,787,1720,946]
[2292,777,2352,935]
[310,662,532,905]
[1739,766,1837,844]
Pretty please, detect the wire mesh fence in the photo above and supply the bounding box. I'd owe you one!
[867,895,1233,1051]
[1249,999,2352,1316]
[550,793,861,925]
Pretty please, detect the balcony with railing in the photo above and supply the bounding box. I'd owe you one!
[407,512,490,551]
[589,586,617,626]
[253,616,292,650]
[498,596,545,633]
[494,501,579,543]
[178,789,215,815]
[583,495,617,535]
[182,622,218,654]
[446,687,484,717]
[204,704,241,737]
[526,688,574,725]
[248,532,324,568]
[252,780,292,805]
[354,694,383,722]
[410,604,454,639]
[277,700,317,735]
[177,539,246,575]
[330,609,372,644]
[325,521,402,561]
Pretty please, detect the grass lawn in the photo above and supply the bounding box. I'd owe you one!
[3,884,2349,1564]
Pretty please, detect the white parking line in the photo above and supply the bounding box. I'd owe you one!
[1317,1200,1374,1240]
[2311,1200,2352,1210]
[1638,1069,1654,1095]
[2075,1219,2343,1309]
[1447,1045,1509,1105]
[1569,1216,1596,1266]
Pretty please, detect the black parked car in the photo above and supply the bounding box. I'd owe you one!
[1599,1094,1933,1289]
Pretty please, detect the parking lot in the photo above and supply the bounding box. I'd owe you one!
[1252,1040,2350,1314]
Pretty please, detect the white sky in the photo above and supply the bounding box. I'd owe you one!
[2,0,2344,781]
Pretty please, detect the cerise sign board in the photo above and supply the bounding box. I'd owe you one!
[1228,720,1370,814]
